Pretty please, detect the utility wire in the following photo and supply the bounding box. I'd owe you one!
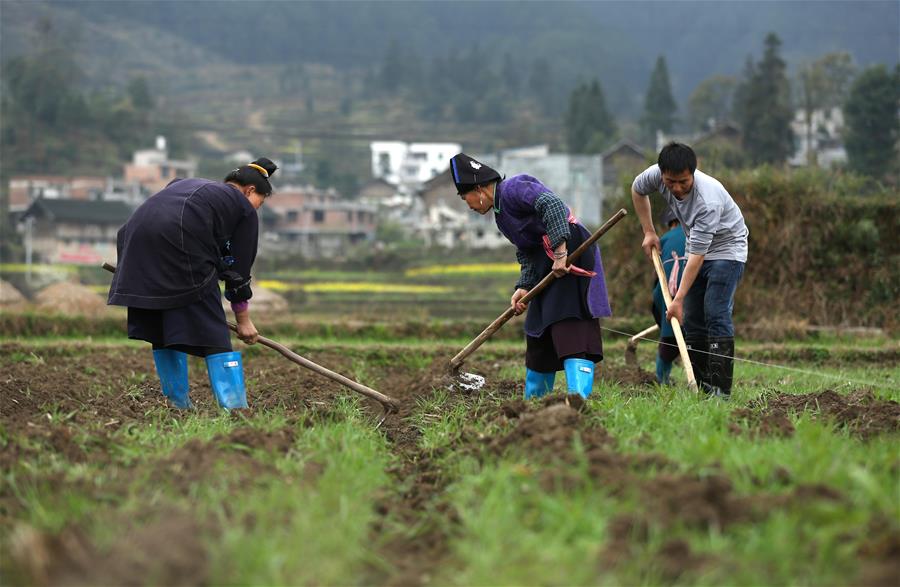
[600,325,894,390]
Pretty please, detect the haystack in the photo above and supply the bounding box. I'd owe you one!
[222,286,289,315]
[36,282,108,315]
[0,280,27,310]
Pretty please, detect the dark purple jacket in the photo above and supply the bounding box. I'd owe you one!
[108,179,258,310]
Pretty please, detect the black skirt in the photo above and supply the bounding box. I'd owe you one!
[127,281,231,353]
[525,318,603,372]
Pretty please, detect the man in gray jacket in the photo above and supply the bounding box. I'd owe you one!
[631,142,748,399]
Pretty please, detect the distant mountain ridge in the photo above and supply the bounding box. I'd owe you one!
[3,0,897,113]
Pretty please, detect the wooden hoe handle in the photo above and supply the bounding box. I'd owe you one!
[650,249,698,390]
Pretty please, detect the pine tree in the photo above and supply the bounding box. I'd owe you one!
[843,64,900,178]
[739,33,794,165]
[640,56,678,142]
[565,80,617,153]
[688,75,737,132]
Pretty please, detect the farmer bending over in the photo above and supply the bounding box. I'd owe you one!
[632,143,748,400]
[108,159,278,409]
[450,153,611,399]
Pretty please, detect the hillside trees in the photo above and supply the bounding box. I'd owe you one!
[736,33,794,165]
[1,18,186,179]
[640,56,678,142]
[843,64,900,179]
[564,80,617,153]
[688,75,737,132]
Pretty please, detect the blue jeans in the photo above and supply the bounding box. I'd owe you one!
[682,260,745,339]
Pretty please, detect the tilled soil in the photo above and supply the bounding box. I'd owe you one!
[731,388,900,439]
[1,342,896,586]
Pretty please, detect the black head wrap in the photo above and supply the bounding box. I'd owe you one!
[449,153,500,195]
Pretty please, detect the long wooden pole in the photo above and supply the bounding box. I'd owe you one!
[448,208,627,373]
[102,262,399,411]
[649,250,698,390]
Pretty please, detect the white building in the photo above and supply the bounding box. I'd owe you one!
[478,146,605,226]
[370,141,460,186]
[789,107,848,168]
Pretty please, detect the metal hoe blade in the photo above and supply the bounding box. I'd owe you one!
[454,372,486,393]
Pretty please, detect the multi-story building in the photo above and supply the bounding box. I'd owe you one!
[260,185,377,258]
[124,136,197,195]
[370,141,460,186]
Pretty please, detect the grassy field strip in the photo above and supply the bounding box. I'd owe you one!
[2,336,897,585]
[401,365,899,586]
[3,397,393,585]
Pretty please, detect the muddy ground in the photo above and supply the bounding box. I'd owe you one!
[1,342,898,586]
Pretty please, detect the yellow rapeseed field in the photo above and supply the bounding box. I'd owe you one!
[404,263,519,277]
[258,280,452,294]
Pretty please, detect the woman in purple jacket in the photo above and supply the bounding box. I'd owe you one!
[108,158,277,410]
[450,153,611,399]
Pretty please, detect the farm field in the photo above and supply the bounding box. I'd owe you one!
[1,329,898,586]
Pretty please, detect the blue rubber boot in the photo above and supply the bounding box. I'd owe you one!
[205,351,248,409]
[524,369,556,399]
[564,358,595,398]
[656,354,673,385]
[152,349,191,409]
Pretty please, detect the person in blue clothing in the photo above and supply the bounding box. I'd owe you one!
[449,153,612,400]
[651,207,686,385]
[108,158,278,410]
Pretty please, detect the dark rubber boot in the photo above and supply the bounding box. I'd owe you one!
[685,337,709,392]
[707,337,735,399]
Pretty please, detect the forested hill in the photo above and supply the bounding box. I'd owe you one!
[3,0,898,114]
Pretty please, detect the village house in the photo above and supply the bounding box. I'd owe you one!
[370,141,460,187]
[788,107,848,168]
[8,175,107,215]
[260,185,377,258]
[600,140,649,199]
[416,169,505,249]
[124,136,197,195]
[18,198,134,265]
[478,146,605,226]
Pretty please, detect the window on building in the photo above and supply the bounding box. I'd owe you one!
[378,153,391,177]
[313,210,324,223]
[346,211,353,222]
[287,211,298,222]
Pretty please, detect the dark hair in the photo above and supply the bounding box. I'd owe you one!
[657,142,697,174]
[224,157,278,196]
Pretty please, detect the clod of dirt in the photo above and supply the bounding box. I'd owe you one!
[218,427,297,454]
[601,365,657,386]
[731,389,900,439]
[150,438,276,495]
[492,402,581,454]
[656,539,714,581]
[641,474,755,530]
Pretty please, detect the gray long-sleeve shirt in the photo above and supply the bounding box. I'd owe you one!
[633,164,749,262]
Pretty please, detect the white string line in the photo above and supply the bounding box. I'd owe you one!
[601,325,894,389]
